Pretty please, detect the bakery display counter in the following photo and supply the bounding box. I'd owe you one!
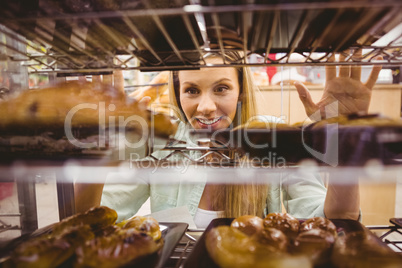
[0,200,401,267]
[1,161,402,220]
[0,1,401,267]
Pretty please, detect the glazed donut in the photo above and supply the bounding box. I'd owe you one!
[263,213,300,239]
[300,217,337,237]
[205,225,311,268]
[293,229,336,266]
[257,227,288,252]
[230,215,264,236]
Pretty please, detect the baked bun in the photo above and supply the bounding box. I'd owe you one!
[118,216,162,241]
[3,206,165,268]
[230,215,264,236]
[5,225,94,268]
[257,227,288,252]
[205,225,310,268]
[75,228,163,268]
[52,206,118,236]
[293,229,336,266]
[300,217,338,237]
[263,213,300,239]
[0,81,177,138]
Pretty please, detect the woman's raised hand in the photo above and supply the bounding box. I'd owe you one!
[294,51,382,120]
[128,71,169,108]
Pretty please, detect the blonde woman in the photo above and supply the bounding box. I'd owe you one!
[79,51,381,227]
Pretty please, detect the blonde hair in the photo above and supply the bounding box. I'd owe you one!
[169,51,268,218]
[213,184,268,218]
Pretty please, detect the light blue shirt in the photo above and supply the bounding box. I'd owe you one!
[102,169,327,222]
[101,122,327,222]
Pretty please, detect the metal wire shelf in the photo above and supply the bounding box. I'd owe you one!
[165,238,195,268]
[0,1,401,73]
[367,224,402,253]
[0,219,20,234]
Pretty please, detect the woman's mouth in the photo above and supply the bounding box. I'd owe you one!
[196,117,222,128]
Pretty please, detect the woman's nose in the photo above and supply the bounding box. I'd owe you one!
[197,94,217,115]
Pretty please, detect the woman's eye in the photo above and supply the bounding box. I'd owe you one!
[215,86,229,93]
[185,88,199,95]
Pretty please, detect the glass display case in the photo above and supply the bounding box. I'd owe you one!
[0,0,401,267]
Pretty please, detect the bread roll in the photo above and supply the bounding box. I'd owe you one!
[0,81,177,138]
[118,215,162,241]
[293,229,336,266]
[257,227,288,252]
[205,225,311,268]
[3,206,166,268]
[263,213,300,240]
[230,215,264,236]
[300,217,337,237]
[75,228,163,268]
[4,225,94,268]
[52,206,118,236]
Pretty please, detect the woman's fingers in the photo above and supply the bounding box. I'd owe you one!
[295,82,318,116]
[138,96,152,110]
[350,49,362,81]
[350,64,362,81]
[339,53,350,77]
[325,54,337,81]
[365,56,383,90]
[129,89,141,99]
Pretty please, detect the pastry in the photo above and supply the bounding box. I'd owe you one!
[230,215,264,236]
[3,207,165,268]
[4,225,94,268]
[205,225,310,268]
[300,217,338,237]
[75,228,163,268]
[0,81,178,138]
[293,229,336,266]
[257,227,288,252]
[52,206,118,236]
[263,213,300,239]
[117,215,162,241]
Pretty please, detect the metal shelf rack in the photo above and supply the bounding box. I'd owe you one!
[0,0,401,74]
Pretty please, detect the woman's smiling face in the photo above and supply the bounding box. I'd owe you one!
[178,58,240,130]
